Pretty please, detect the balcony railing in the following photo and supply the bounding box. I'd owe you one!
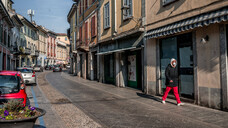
[24,47,31,55]
[76,41,89,52]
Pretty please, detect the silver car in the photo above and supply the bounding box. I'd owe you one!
[16,67,36,85]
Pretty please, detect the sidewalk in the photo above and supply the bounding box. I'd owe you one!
[61,72,228,128]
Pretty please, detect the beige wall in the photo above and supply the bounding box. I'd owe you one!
[145,38,157,94]
[57,35,70,45]
[145,0,228,31]
[99,0,142,41]
[38,31,47,54]
[116,0,142,35]
[196,24,221,89]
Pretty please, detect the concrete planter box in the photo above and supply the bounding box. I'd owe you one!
[0,108,46,128]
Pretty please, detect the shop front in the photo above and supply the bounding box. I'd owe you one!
[98,34,144,89]
[160,33,194,99]
[145,6,228,109]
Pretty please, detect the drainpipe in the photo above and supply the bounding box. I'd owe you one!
[114,0,117,34]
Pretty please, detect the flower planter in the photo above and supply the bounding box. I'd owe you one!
[0,108,46,128]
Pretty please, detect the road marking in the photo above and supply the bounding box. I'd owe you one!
[31,86,46,127]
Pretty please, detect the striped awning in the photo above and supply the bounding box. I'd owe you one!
[145,7,228,39]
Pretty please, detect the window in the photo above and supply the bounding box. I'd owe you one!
[104,2,110,29]
[85,0,88,10]
[122,0,132,20]
[4,30,7,46]
[8,34,10,47]
[162,0,177,6]
[91,15,96,37]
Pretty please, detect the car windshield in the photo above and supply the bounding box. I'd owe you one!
[17,69,33,73]
[0,75,20,94]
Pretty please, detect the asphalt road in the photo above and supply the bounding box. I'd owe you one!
[45,71,228,128]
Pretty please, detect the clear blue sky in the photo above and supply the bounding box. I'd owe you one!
[13,0,74,33]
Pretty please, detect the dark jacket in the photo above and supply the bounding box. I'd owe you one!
[165,64,178,87]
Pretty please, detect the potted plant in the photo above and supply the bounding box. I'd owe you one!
[0,100,46,128]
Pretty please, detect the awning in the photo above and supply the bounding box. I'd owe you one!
[145,7,228,39]
[97,47,136,55]
[97,34,144,55]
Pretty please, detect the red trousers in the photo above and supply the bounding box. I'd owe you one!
[162,86,181,104]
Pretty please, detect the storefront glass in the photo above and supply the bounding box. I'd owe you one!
[160,33,194,99]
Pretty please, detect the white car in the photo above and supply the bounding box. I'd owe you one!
[16,67,36,85]
[66,65,70,69]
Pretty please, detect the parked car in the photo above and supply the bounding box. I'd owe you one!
[66,64,70,69]
[0,71,27,106]
[16,67,36,85]
[53,65,62,72]
[44,65,50,70]
[33,65,43,72]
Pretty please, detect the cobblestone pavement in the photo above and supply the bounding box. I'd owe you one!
[45,70,228,128]
[28,70,228,128]
[36,71,101,128]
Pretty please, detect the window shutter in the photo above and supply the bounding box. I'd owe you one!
[79,27,82,41]
[79,2,81,15]
[85,0,87,10]
[91,16,96,37]
[85,22,88,45]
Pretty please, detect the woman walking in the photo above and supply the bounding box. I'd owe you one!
[162,58,184,106]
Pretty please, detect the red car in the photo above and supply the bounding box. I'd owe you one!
[0,71,27,106]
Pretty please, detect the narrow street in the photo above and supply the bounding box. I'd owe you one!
[27,70,228,128]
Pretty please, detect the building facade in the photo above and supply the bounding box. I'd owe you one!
[46,30,57,65]
[0,0,14,71]
[67,3,77,74]
[144,0,228,110]
[18,14,39,67]
[9,11,24,70]
[37,25,48,66]
[56,33,70,65]
[97,0,145,89]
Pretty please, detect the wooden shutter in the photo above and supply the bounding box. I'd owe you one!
[85,0,87,10]
[91,16,96,37]
[85,22,88,45]
[79,2,81,15]
[79,27,82,41]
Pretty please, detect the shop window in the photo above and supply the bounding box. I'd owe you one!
[104,2,110,29]
[122,0,132,20]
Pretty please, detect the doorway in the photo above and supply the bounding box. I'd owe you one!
[104,54,115,84]
[127,50,142,89]
[93,52,97,80]
[80,54,83,77]
[160,33,194,99]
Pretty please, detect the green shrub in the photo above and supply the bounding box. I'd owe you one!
[3,100,24,112]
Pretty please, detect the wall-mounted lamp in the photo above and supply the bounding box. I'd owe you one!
[201,35,209,44]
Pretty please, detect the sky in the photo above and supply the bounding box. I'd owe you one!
[13,0,74,33]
